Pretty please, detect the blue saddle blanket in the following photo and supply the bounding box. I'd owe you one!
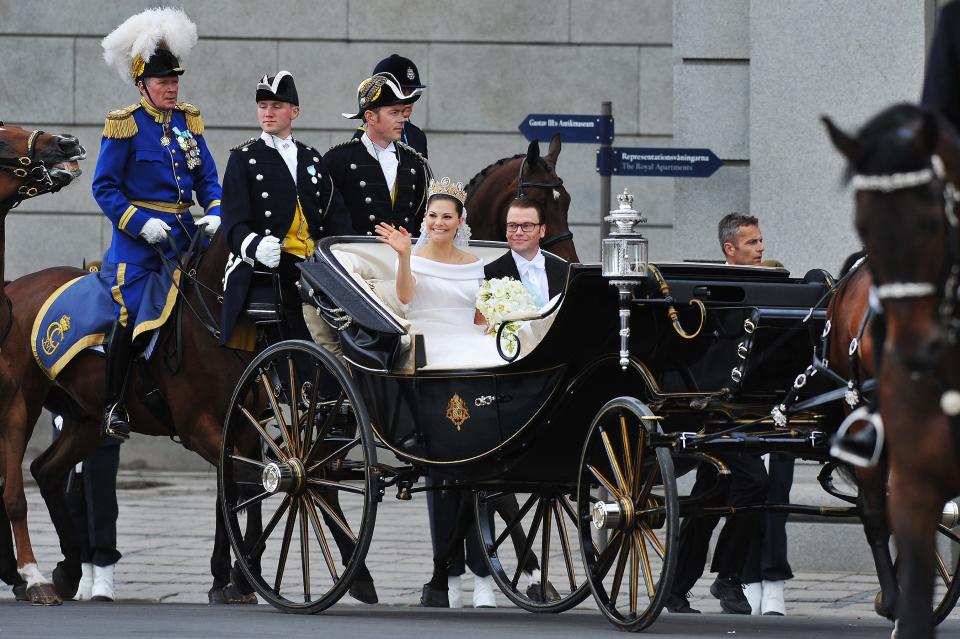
[32,265,180,379]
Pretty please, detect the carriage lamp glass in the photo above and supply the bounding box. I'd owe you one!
[602,189,648,279]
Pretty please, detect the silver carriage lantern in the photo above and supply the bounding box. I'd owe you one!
[602,189,649,371]
[602,189,649,279]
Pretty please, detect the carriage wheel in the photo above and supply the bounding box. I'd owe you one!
[474,488,592,612]
[890,512,960,625]
[219,340,378,614]
[577,397,678,632]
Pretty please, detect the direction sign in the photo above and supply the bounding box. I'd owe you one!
[519,113,614,144]
[597,147,723,178]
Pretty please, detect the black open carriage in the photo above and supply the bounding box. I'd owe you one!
[217,230,960,631]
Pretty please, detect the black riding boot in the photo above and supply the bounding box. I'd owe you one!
[101,320,134,441]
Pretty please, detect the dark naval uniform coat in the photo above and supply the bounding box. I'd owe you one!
[220,136,353,344]
[324,137,430,236]
[484,251,567,300]
[92,99,221,329]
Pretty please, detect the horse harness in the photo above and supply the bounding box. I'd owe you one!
[0,126,62,210]
[515,155,573,251]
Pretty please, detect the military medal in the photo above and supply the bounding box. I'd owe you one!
[160,128,171,146]
[172,126,202,170]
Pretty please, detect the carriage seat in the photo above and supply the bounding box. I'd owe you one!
[308,241,562,372]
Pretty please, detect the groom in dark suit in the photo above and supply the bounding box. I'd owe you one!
[484,197,567,302]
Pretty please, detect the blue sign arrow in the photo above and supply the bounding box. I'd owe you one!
[597,147,723,178]
[519,114,614,144]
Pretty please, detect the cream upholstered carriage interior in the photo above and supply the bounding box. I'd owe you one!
[302,241,560,372]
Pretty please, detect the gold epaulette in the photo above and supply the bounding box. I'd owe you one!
[396,140,429,167]
[230,137,258,152]
[176,102,204,136]
[102,103,140,139]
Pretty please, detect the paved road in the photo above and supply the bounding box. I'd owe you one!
[0,603,952,639]
[1,469,957,625]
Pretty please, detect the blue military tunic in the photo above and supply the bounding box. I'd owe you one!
[92,99,221,330]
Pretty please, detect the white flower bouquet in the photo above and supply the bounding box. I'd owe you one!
[475,277,540,355]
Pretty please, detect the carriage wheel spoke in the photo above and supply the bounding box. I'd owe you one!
[552,500,578,591]
[592,530,623,576]
[304,394,346,463]
[299,500,312,602]
[260,367,295,455]
[600,427,629,495]
[636,464,661,508]
[630,533,640,616]
[302,367,322,459]
[304,496,340,582]
[229,454,267,485]
[305,477,365,496]
[274,500,299,593]
[632,423,646,497]
[541,497,553,600]
[609,538,630,605]
[620,415,634,494]
[307,437,361,474]
[241,406,286,461]
[588,465,625,501]
[308,488,358,543]
[512,498,546,588]
[639,523,666,559]
[493,493,538,552]
[231,490,272,515]
[287,355,301,456]
[635,529,656,600]
[935,549,952,588]
[248,496,291,560]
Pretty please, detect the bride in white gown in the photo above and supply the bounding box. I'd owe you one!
[375,177,505,369]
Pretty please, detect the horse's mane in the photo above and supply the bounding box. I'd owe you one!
[465,153,524,196]
[850,103,932,179]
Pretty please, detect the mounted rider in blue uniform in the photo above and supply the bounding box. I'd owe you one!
[93,8,222,440]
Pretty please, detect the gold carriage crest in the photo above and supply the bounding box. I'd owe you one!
[445,393,470,431]
[41,314,71,356]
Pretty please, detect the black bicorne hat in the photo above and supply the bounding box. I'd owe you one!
[341,73,417,120]
[136,48,184,82]
[373,54,426,90]
[256,71,299,106]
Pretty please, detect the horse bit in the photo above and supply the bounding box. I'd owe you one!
[515,155,573,251]
[0,124,60,209]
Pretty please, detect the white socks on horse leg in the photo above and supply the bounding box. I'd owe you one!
[75,563,94,600]
[17,563,48,589]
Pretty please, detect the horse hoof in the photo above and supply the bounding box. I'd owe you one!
[52,562,81,600]
[874,591,896,620]
[526,580,561,603]
[12,581,28,602]
[213,582,257,605]
[349,578,378,604]
[420,583,448,608]
[27,583,62,605]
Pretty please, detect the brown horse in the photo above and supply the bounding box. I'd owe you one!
[825,103,960,638]
[0,124,85,603]
[466,134,579,262]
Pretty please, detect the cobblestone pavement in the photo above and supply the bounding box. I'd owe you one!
[1,470,956,623]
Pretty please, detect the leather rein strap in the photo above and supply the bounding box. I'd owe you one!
[0,129,59,210]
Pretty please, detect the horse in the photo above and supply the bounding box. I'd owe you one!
[824,103,960,638]
[0,124,85,603]
[466,134,579,263]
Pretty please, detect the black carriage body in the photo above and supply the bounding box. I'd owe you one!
[300,239,833,485]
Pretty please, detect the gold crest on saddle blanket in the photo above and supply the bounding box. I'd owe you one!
[445,393,470,431]
[41,315,71,356]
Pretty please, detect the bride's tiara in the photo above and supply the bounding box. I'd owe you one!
[427,176,467,205]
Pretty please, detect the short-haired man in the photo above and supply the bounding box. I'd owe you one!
[326,74,430,236]
[353,54,428,157]
[719,213,764,265]
[484,197,566,304]
[219,71,353,348]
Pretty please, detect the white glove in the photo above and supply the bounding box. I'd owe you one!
[255,235,282,268]
[139,218,171,244]
[194,215,221,237]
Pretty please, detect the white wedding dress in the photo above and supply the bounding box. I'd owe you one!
[405,255,506,369]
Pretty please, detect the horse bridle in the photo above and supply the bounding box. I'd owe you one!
[0,125,60,209]
[515,155,573,250]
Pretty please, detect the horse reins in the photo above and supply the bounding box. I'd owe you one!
[0,126,60,210]
[515,155,573,250]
